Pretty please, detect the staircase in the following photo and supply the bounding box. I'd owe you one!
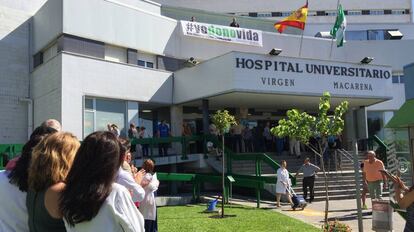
[205,149,390,202]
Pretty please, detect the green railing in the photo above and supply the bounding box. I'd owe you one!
[0,144,24,170]
[157,172,266,207]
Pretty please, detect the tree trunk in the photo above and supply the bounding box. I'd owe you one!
[319,144,330,224]
[221,134,225,218]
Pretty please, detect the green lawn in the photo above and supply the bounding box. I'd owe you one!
[158,204,321,232]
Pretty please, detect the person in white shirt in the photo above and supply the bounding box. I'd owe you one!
[0,125,57,232]
[60,131,145,232]
[139,159,160,232]
[117,138,146,203]
[276,160,293,207]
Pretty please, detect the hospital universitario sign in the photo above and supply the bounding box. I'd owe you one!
[181,21,263,47]
[234,53,392,98]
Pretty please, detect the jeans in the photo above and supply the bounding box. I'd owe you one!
[367,180,383,199]
[142,144,149,156]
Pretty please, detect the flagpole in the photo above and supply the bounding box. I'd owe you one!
[298,0,308,57]
[298,30,305,57]
[329,0,340,59]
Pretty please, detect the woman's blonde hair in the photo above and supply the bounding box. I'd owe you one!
[28,132,80,191]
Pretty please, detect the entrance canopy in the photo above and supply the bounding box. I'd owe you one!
[173,51,393,110]
[386,99,414,128]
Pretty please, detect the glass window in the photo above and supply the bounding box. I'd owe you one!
[368,30,385,40]
[400,75,405,83]
[326,11,337,16]
[281,12,291,17]
[370,10,384,15]
[84,111,95,137]
[347,31,367,40]
[85,98,94,110]
[138,60,146,67]
[392,76,399,83]
[146,62,154,68]
[95,99,126,135]
[257,12,272,17]
[392,10,405,15]
[348,11,362,15]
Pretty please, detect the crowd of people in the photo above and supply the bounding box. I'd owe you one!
[0,119,158,232]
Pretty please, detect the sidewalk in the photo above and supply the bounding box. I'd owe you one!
[228,197,405,231]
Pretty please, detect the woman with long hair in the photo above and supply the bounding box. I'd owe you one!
[60,131,145,232]
[139,159,160,232]
[26,132,80,232]
[0,125,57,232]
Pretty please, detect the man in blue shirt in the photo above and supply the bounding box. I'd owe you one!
[157,120,171,156]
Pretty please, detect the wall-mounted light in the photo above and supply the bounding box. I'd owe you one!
[269,48,282,56]
[360,57,374,64]
[185,57,199,67]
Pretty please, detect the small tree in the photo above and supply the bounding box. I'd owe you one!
[211,110,237,218]
[271,92,348,223]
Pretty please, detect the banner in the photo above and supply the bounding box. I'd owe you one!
[181,20,263,47]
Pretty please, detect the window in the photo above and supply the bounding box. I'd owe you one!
[33,52,44,69]
[281,12,291,17]
[392,10,405,15]
[272,12,283,17]
[146,62,154,68]
[138,60,146,67]
[83,97,127,138]
[384,10,392,15]
[347,10,362,15]
[326,11,337,16]
[60,34,105,58]
[316,11,326,16]
[138,60,154,68]
[248,12,258,17]
[347,31,367,40]
[368,30,385,40]
[400,75,405,83]
[370,10,384,15]
[362,10,370,15]
[392,76,399,83]
[257,12,272,17]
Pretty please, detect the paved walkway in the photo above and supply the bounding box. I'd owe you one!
[228,197,405,231]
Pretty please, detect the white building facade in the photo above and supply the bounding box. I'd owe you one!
[0,0,413,146]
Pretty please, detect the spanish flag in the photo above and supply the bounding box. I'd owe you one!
[274,1,308,33]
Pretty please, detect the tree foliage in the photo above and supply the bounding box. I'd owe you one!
[211,110,237,135]
[271,92,348,146]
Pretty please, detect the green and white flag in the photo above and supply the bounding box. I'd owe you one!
[330,4,346,47]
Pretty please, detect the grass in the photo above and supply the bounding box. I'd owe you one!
[158,204,321,232]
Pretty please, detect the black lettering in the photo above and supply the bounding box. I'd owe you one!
[245,59,254,69]
[366,69,373,78]
[201,26,208,34]
[334,66,340,75]
[348,67,355,76]
[290,79,295,86]
[246,30,252,40]
[373,70,379,78]
[265,61,272,70]
[272,78,277,85]
[280,62,287,71]
[261,77,266,85]
[314,65,321,74]
[325,65,333,75]
[344,83,349,89]
[334,82,339,88]
[341,67,347,76]
[305,64,313,73]
[359,68,366,77]
[253,32,259,41]
[236,58,245,68]
[255,60,263,70]
[296,63,303,73]
[384,71,391,79]
[287,63,295,72]
[236,30,242,39]
[278,79,284,85]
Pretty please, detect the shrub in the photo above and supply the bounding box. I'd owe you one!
[323,220,351,232]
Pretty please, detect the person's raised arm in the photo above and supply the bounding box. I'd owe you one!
[395,178,414,209]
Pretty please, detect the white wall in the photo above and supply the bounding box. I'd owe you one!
[152,0,411,14]
[367,84,406,111]
[32,0,62,53]
[115,0,161,15]
[60,53,173,138]
[0,1,46,143]
[31,55,62,128]
[62,0,177,55]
